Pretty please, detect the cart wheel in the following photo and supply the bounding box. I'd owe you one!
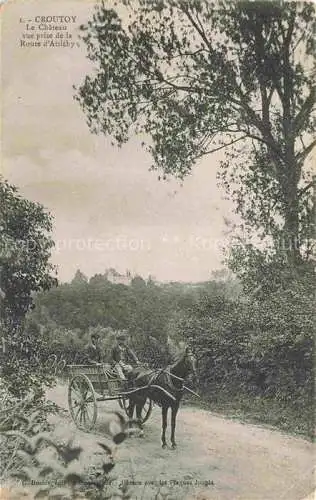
[68,374,97,431]
[120,397,153,424]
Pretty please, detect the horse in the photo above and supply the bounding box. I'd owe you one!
[126,346,198,449]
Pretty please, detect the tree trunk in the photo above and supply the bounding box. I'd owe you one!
[312,175,316,240]
[282,152,302,265]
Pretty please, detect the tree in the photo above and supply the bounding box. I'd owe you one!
[0,178,57,330]
[71,269,88,286]
[131,275,146,288]
[75,0,315,265]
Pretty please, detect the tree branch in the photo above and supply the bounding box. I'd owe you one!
[181,5,213,52]
[298,181,314,199]
[181,4,284,164]
[253,22,272,127]
[197,135,248,156]
[296,137,316,164]
[157,75,202,94]
[284,6,296,48]
[235,95,284,161]
[293,87,316,136]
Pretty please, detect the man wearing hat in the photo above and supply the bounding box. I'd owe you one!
[111,330,139,380]
[86,332,104,364]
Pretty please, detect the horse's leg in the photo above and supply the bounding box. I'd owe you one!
[161,405,168,449]
[170,403,179,449]
[135,398,144,437]
[128,398,135,432]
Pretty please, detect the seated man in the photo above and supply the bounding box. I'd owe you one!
[86,333,104,365]
[111,331,139,381]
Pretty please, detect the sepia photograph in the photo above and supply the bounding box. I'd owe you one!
[0,0,315,498]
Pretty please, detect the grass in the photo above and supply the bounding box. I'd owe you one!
[182,391,314,441]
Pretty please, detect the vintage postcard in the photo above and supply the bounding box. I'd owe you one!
[1,0,314,499]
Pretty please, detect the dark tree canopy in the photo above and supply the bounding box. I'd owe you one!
[75,0,315,265]
[71,269,88,286]
[0,178,57,329]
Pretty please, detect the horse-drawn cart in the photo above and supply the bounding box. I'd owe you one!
[67,364,153,431]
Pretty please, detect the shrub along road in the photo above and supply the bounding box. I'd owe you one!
[46,383,314,500]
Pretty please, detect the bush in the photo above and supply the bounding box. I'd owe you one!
[178,276,314,437]
[0,390,135,499]
[0,328,55,399]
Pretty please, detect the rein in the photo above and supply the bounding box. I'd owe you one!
[164,370,184,382]
[163,368,184,393]
[132,362,200,399]
[164,370,200,398]
[121,384,176,401]
[182,386,200,398]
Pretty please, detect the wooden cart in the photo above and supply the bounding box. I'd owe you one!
[67,364,153,431]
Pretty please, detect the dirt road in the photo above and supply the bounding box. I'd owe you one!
[46,384,314,500]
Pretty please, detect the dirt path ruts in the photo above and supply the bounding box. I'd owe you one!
[46,384,314,500]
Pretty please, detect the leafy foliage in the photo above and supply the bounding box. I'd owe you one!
[0,179,58,401]
[30,271,197,366]
[71,2,315,439]
[75,0,315,263]
[0,322,56,398]
[27,266,314,436]
[0,402,133,499]
[0,178,57,330]
[179,274,314,437]
[29,270,242,370]
[0,385,59,480]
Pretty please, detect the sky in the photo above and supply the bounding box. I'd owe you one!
[2,0,236,283]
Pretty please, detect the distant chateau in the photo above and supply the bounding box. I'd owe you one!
[105,268,132,286]
[72,268,155,286]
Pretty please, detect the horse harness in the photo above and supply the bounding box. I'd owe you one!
[128,364,199,401]
[147,367,185,396]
